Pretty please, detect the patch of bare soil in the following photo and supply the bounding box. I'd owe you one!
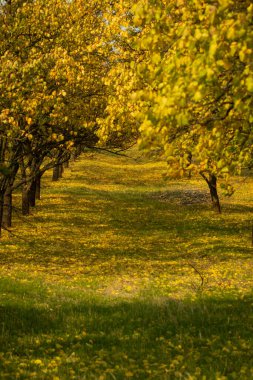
[150,189,210,205]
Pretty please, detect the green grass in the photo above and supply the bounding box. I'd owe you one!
[0,151,253,379]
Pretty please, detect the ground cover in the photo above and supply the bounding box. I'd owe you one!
[0,151,252,379]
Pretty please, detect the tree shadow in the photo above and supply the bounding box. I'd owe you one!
[1,184,252,272]
[0,292,252,378]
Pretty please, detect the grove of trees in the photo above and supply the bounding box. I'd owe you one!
[0,0,113,234]
[0,0,252,235]
[100,0,253,212]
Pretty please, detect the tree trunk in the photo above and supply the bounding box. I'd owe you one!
[200,173,221,213]
[3,185,12,228]
[200,173,221,214]
[64,160,69,169]
[35,173,42,200]
[29,179,36,207]
[52,165,60,181]
[208,175,221,213]
[59,164,64,178]
[22,186,30,216]
[2,165,18,228]
[0,191,4,237]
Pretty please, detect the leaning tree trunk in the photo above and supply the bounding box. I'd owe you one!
[208,174,221,213]
[200,173,221,213]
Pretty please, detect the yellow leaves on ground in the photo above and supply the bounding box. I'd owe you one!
[0,152,253,379]
[0,151,252,300]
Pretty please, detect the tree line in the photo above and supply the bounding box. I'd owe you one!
[0,0,252,235]
[0,0,119,235]
[99,0,253,212]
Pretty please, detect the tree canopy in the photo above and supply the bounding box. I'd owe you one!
[100,0,253,203]
[0,0,112,231]
[0,0,252,233]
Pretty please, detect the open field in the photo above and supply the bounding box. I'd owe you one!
[0,151,253,379]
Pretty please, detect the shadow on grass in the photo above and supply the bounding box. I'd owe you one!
[0,289,252,379]
[0,304,59,335]
[1,185,252,274]
[40,187,253,241]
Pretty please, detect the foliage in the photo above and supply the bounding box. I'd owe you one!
[100,0,253,194]
[96,1,143,148]
[0,0,112,228]
[0,0,108,149]
[0,152,252,379]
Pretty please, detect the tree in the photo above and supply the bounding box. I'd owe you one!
[0,0,111,233]
[96,1,142,149]
[100,0,253,211]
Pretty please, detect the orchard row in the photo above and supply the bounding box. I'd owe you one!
[0,0,252,234]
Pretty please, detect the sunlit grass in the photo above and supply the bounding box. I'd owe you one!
[0,151,253,379]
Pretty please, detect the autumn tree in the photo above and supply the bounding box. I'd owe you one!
[0,0,111,232]
[96,1,142,149]
[100,0,253,212]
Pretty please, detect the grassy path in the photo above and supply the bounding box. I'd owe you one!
[0,152,253,379]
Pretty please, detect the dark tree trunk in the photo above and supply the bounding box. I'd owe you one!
[0,191,4,237]
[35,173,42,200]
[208,175,221,213]
[22,186,30,216]
[3,185,12,228]
[64,160,69,169]
[59,164,64,178]
[52,165,60,181]
[29,180,36,207]
[200,173,221,213]
[2,165,18,228]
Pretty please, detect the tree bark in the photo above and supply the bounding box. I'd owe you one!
[22,186,30,216]
[3,185,12,227]
[208,175,221,213]
[200,173,221,213]
[35,173,42,200]
[29,179,36,207]
[59,164,64,178]
[0,191,4,237]
[2,164,19,228]
[52,165,60,181]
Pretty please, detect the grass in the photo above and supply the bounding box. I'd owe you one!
[0,150,253,379]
